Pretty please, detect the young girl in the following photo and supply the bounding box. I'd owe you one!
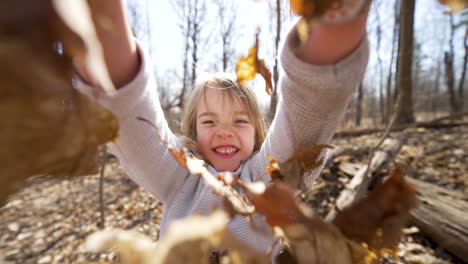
[76,0,370,256]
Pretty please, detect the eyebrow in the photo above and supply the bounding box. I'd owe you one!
[197,112,216,119]
[197,111,249,119]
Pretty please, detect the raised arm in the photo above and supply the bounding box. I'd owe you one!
[73,0,189,205]
[249,3,370,184]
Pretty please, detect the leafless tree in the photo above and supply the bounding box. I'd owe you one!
[444,13,459,113]
[457,20,467,111]
[172,0,210,108]
[372,1,385,124]
[213,0,239,72]
[267,0,290,122]
[355,82,364,126]
[394,0,416,124]
[384,0,400,124]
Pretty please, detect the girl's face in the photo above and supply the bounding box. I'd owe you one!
[196,87,255,172]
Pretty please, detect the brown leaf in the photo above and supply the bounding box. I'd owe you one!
[242,182,371,264]
[332,165,418,251]
[0,0,119,205]
[267,144,334,189]
[244,183,304,227]
[235,28,273,95]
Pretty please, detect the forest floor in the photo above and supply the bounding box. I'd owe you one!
[0,125,467,264]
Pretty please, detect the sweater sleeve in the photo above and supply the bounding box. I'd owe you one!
[249,25,369,185]
[74,42,188,205]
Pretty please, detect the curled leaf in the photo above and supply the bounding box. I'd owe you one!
[0,0,118,205]
[235,28,273,95]
[266,144,334,189]
[333,165,418,251]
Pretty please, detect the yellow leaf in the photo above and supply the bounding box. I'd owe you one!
[235,28,273,95]
[438,0,467,12]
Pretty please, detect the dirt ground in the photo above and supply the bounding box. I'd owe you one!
[0,126,466,264]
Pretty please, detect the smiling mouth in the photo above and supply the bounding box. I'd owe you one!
[212,146,239,158]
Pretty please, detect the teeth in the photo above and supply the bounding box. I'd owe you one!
[215,147,237,154]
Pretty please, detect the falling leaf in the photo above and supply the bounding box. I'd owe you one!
[266,144,334,189]
[332,165,418,251]
[0,0,119,205]
[235,28,273,95]
[437,0,467,12]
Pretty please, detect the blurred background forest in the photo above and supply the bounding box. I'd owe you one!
[126,0,467,129]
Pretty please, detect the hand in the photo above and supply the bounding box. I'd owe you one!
[296,0,370,65]
[74,0,139,89]
[320,0,372,25]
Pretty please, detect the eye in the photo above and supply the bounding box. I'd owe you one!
[234,119,249,124]
[201,120,214,124]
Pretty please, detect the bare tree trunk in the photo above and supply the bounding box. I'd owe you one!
[267,0,282,123]
[395,0,416,125]
[373,2,385,124]
[190,0,200,88]
[180,14,191,106]
[173,0,207,105]
[458,26,468,111]
[214,0,237,72]
[432,59,442,116]
[173,0,193,107]
[385,0,400,124]
[445,13,459,113]
[355,82,364,127]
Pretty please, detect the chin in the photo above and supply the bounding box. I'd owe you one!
[214,163,237,172]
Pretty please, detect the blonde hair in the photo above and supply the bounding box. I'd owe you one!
[181,73,267,155]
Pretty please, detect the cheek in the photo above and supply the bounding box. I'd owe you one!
[196,126,211,150]
[241,127,256,151]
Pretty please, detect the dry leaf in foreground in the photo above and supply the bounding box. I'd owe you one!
[0,0,118,205]
[266,144,334,189]
[86,211,269,264]
[241,182,368,264]
[235,28,273,95]
[332,165,418,251]
[244,167,417,263]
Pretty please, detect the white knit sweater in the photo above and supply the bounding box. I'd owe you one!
[76,27,369,253]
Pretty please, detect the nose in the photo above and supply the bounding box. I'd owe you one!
[215,126,234,138]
